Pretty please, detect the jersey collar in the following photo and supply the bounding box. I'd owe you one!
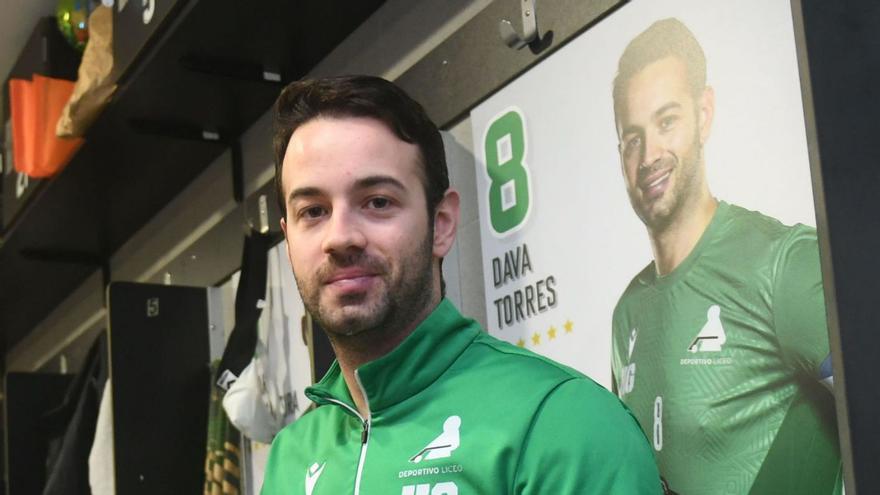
[644,200,731,289]
[305,299,480,413]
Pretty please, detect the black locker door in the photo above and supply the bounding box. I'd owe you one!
[108,281,210,494]
[5,373,73,495]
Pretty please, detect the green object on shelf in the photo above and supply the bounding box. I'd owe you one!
[56,0,91,52]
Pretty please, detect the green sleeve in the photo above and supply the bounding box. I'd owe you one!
[772,229,831,378]
[511,378,662,494]
[260,430,297,495]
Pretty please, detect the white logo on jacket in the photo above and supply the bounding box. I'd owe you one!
[305,461,325,495]
[410,416,461,463]
[618,328,638,397]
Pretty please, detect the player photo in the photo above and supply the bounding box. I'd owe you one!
[610,17,842,495]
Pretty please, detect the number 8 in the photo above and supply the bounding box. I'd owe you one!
[653,396,663,451]
[483,108,532,236]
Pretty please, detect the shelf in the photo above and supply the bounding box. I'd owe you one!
[0,0,385,351]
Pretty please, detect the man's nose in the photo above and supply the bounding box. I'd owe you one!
[642,130,663,168]
[321,206,366,254]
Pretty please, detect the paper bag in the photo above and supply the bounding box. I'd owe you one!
[57,5,116,138]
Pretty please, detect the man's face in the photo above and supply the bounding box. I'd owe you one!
[616,56,712,231]
[279,116,438,338]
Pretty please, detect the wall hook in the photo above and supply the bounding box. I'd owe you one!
[499,0,538,49]
[243,194,271,234]
[258,194,270,234]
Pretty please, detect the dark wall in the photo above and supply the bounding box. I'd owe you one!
[798,1,880,493]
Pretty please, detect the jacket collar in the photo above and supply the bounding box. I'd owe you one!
[305,299,479,414]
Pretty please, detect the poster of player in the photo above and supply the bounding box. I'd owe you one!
[470,0,841,493]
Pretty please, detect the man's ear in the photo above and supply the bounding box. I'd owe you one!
[698,86,715,145]
[280,217,297,274]
[432,188,460,258]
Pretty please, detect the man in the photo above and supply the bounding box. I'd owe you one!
[262,75,661,494]
[610,18,842,495]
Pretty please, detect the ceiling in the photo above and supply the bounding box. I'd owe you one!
[0,0,69,112]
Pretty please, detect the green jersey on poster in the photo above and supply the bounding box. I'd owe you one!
[612,201,841,495]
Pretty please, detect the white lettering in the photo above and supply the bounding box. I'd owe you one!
[439,465,463,474]
[399,465,463,479]
[398,467,441,479]
[618,363,636,396]
[679,357,733,366]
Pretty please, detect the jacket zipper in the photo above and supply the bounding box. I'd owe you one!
[324,370,371,495]
[354,370,371,495]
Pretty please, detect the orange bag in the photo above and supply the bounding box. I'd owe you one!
[9,75,83,178]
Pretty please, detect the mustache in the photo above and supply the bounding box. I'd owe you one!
[316,252,388,282]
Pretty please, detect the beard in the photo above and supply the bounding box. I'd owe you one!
[293,229,435,342]
[630,130,703,232]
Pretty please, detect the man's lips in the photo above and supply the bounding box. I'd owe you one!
[322,269,381,294]
[639,168,672,200]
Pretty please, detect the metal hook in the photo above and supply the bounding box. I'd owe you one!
[243,194,270,234]
[499,0,538,49]
[258,194,269,234]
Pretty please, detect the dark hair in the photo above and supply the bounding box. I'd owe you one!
[612,18,707,126]
[272,75,448,220]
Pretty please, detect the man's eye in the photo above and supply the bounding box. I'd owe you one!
[659,115,678,131]
[624,136,641,156]
[367,197,392,209]
[300,206,326,219]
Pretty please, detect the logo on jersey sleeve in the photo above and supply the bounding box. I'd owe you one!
[618,328,638,397]
[687,305,726,352]
[410,416,461,463]
[305,461,325,495]
[628,327,638,359]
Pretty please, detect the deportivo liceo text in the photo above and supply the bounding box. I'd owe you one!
[261,75,662,494]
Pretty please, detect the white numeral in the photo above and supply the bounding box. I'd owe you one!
[432,482,458,495]
[146,297,160,317]
[653,396,663,451]
[402,483,458,495]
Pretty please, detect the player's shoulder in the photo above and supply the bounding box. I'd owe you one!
[717,202,816,259]
[270,402,337,451]
[724,202,816,243]
[466,331,609,395]
[262,407,336,493]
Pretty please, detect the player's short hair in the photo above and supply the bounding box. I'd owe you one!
[612,18,707,126]
[272,75,448,220]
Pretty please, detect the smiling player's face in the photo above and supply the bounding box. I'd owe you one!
[279,116,442,338]
[616,56,712,231]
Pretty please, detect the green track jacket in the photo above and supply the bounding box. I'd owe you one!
[261,299,661,494]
